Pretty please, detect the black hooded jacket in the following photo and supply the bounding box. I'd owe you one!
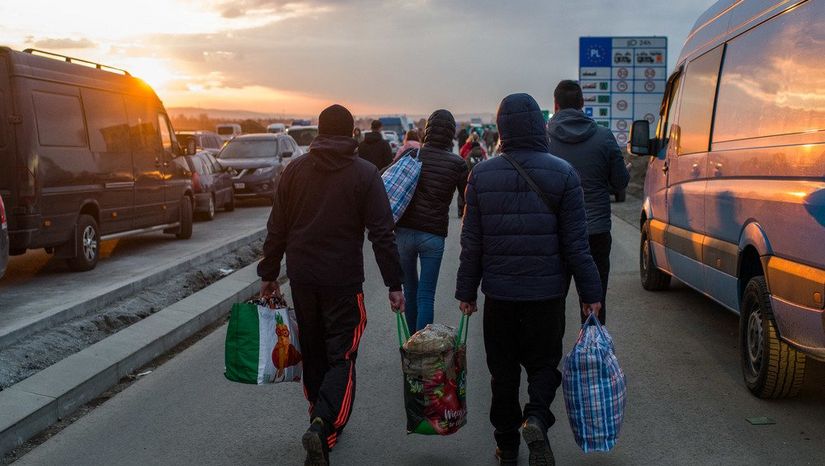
[358,131,393,170]
[455,94,602,303]
[258,134,403,292]
[396,110,468,237]
[547,109,629,235]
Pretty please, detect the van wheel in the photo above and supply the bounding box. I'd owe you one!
[176,196,193,239]
[740,276,806,398]
[225,192,235,212]
[640,227,670,290]
[199,194,216,221]
[67,214,99,272]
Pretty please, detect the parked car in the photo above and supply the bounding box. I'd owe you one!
[171,151,234,220]
[629,0,825,399]
[286,125,318,153]
[379,115,411,139]
[216,123,242,142]
[217,134,300,202]
[0,193,8,279]
[266,123,286,134]
[0,47,194,272]
[176,130,224,156]
[382,130,400,152]
[291,119,311,127]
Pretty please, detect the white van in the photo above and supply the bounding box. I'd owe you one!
[266,123,286,134]
[216,123,242,142]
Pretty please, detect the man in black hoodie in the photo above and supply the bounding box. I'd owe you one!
[258,104,404,466]
[357,119,393,169]
[547,80,630,325]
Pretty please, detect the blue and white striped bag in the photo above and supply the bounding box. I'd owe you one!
[381,149,422,223]
[562,313,627,452]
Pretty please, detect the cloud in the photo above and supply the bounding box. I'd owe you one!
[29,37,96,49]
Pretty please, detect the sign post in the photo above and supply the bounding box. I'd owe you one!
[579,36,667,147]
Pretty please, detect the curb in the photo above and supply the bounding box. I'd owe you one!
[0,261,265,456]
[0,227,266,349]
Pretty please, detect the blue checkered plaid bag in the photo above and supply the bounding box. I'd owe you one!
[381,149,422,223]
[562,313,627,452]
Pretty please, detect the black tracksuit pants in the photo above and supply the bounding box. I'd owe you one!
[483,296,565,451]
[567,231,611,325]
[290,285,367,451]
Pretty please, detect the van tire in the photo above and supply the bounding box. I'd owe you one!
[67,214,99,272]
[225,193,235,212]
[740,276,806,398]
[176,196,193,239]
[640,227,670,291]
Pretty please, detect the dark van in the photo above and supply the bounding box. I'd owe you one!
[0,48,194,272]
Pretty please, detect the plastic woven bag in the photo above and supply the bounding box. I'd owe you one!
[381,149,422,223]
[562,313,626,452]
[225,298,302,384]
[397,313,468,435]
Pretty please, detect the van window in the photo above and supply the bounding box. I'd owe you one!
[158,114,173,152]
[82,89,129,153]
[675,46,723,155]
[714,3,825,142]
[126,98,160,152]
[33,91,87,147]
[657,72,683,142]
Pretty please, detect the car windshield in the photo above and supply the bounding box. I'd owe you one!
[219,139,278,159]
[217,126,236,135]
[289,128,318,147]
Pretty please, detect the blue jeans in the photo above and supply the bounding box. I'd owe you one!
[395,227,446,333]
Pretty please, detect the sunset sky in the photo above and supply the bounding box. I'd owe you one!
[0,0,716,116]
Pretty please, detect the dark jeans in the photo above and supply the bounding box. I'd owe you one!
[483,296,565,451]
[290,285,367,451]
[567,232,611,325]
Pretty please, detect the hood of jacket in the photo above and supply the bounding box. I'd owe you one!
[309,134,359,171]
[496,93,550,153]
[547,108,598,144]
[362,131,383,144]
[422,109,456,151]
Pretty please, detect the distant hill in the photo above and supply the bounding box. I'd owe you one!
[167,107,286,121]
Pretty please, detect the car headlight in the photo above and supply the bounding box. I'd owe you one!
[253,166,277,176]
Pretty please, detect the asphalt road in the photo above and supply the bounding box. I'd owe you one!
[14,212,825,465]
[0,201,271,345]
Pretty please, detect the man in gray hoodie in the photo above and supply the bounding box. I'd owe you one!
[547,80,629,324]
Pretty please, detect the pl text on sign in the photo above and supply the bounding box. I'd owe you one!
[579,36,667,147]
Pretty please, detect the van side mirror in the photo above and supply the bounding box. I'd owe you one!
[629,120,652,156]
[281,151,293,159]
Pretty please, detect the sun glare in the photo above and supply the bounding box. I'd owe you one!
[119,57,177,94]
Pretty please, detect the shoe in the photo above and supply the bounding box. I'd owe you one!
[521,417,554,466]
[302,418,329,466]
[495,446,519,465]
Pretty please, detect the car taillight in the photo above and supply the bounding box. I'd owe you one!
[191,172,202,192]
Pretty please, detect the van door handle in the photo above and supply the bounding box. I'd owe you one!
[662,161,669,174]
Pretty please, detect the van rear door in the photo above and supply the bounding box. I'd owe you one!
[0,53,13,199]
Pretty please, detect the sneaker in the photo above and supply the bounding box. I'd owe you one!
[521,417,554,466]
[495,446,519,465]
[302,418,329,466]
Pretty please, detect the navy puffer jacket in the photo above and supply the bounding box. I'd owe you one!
[455,93,602,303]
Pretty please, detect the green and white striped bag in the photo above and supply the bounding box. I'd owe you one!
[224,300,303,384]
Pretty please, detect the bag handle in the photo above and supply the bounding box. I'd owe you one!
[455,313,469,347]
[577,312,606,342]
[500,153,558,214]
[396,312,411,347]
